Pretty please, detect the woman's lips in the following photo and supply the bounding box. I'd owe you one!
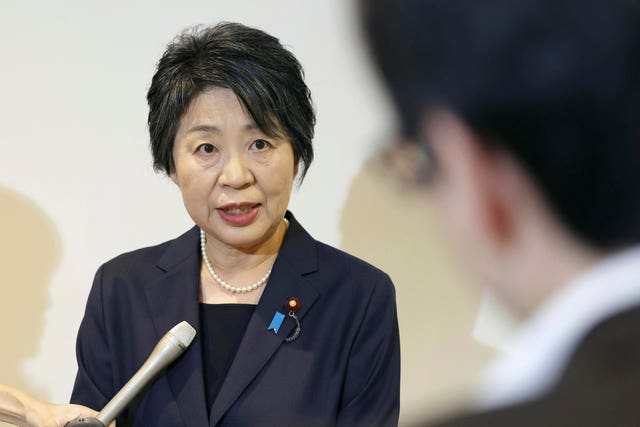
[216,203,260,226]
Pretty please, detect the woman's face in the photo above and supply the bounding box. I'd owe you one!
[171,87,297,251]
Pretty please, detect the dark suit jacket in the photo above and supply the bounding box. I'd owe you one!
[71,212,400,427]
[427,305,640,427]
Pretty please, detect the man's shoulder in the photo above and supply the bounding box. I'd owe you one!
[427,304,640,427]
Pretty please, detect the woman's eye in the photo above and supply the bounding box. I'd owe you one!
[197,143,216,154]
[251,139,272,151]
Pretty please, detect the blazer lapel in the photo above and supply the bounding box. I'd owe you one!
[144,226,209,427]
[209,213,320,426]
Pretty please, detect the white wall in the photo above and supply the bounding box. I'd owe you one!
[0,0,400,401]
[0,0,392,406]
[0,1,514,425]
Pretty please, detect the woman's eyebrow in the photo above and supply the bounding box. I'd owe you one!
[187,123,259,134]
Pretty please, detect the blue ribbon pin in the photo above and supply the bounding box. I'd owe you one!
[267,311,286,334]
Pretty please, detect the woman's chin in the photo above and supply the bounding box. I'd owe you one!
[209,225,272,251]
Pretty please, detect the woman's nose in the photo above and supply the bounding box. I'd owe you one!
[218,152,254,188]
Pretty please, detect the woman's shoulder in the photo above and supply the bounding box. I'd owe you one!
[306,240,396,305]
[98,226,199,278]
[283,212,389,278]
[315,240,390,280]
[286,214,393,289]
[305,240,397,324]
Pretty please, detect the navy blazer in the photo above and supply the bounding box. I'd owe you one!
[71,212,400,427]
[427,305,640,427]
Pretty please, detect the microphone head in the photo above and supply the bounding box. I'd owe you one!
[169,321,196,349]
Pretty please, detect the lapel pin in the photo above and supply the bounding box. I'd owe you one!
[286,297,301,313]
[284,297,302,343]
[268,311,286,334]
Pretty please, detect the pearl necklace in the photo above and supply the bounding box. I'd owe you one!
[199,230,272,293]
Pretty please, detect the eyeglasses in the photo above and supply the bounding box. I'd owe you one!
[374,135,436,190]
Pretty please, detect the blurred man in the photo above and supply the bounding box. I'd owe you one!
[361,0,640,425]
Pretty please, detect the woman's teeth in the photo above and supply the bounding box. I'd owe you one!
[224,206,253,214]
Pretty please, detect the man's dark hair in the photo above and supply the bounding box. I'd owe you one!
[362,0,640,250]
[147,22,315,179]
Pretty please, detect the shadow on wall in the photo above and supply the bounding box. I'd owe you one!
[0,185,61,399]
[340,157,495,425]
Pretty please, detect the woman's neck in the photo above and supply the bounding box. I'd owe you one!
[203,218,288,279]
[199,218,289,304]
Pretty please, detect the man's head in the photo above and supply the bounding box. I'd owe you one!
[362,0,640,315]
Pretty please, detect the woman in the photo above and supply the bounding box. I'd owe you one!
[70,23,399,427]
[0,384,97,427]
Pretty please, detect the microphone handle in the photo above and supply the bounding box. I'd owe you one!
[96,333,185,425]
[64,418,104,427]
[65,333,186,427]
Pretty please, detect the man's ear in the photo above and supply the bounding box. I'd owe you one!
[422,109,514,248]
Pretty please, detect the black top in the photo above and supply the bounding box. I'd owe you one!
[199,303,256,414]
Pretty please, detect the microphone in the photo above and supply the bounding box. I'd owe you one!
[66,321,196,427]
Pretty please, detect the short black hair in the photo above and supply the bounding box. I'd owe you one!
[147,22,315,179]
[362,0,640,250]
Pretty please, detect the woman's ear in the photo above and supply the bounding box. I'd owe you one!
[169,170,179,186]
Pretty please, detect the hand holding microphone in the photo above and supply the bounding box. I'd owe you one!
[66,321,196,427]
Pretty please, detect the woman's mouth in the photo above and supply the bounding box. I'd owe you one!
[216,203,260,226]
